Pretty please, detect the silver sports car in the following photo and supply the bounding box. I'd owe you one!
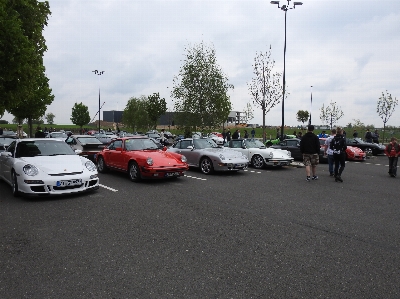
[168,138,248,174]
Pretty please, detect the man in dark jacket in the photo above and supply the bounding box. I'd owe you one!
[331,127,347,182]
[34,127,46,138]
[300,125,320,182]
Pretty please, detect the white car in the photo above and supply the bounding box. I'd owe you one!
[0,138,99,197]
[225,139,294,168]
[208,133,224,145]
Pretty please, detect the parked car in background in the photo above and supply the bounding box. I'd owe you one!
[319,138,366,161]
[164,131,176,139]
[93,132,113,144]
[225,139,293,168]
[2,130,17,137]
[271,138,326,163]
[345,138,385,156]
[65,135,104,162]
[208,133,224,145]
[46,131,68,140]
[96,137,188,181]
[168,138,248,174]
[0,138,99,197]
[265,134,296,147]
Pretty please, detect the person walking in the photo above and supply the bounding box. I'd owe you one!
[251,128,256,138]
[331,127,347,182]
[226,130,231,142]
[324,128,336,176]
[300,125,320,182]
[222,129,227,143]
[384,137,399,178]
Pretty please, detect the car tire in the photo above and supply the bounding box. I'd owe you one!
[12,170,20,197]
[200,157,214,175]
[251,154,265,169]
[97,156,108,173]
[128,161,141,182]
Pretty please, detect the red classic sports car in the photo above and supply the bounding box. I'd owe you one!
[319,138,366,161]
[96,137,189,181]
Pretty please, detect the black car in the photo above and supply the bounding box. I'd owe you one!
[271,138,327,163]
[65,135,105,161]
[345,138,385,156]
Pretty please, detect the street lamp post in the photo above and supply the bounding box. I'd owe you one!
[270,0,302,140]
[92,70,104,133]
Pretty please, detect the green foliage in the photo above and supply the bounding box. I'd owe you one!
[296,110,310,124]
[0,119,9,124]
[172,42,233,130]
[122,96,150,132]
[320,101,344,129]
[377,90,398,144]
[45,112,55,124]
[71,102,90,129]
[146,93,167,129]
[0,0,52,117]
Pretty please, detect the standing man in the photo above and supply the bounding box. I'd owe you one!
[324,128,336,176]
[222,129,227,143]
[34,126,46,138]
[384,137,399,177]
[251,128,256,139]
[365,128,373,143]
[353,129,358,138]
[232,129,239,139]
[160,129,166,146]
[300,125,320,182]
[331,127,347,182]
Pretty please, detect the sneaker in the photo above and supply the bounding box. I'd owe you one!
[335,176,343,182]
[312,176,318,180]
[306,176,311,182]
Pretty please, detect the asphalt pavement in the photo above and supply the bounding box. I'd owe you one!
[0,155,399,298]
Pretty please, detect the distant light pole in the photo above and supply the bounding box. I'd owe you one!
[270,0,302,140]
[92,70,104,133]
[309,85,313,125]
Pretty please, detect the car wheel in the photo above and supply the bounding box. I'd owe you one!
[251,154,265,169]
[12,171,20,197]
[97,156,108,173]
[128,161,141,182]
[364,147,373,155]
[200,157,214,175]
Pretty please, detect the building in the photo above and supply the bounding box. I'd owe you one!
[103,110,123,123]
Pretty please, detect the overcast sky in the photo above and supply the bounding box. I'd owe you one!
[4,0,400,128]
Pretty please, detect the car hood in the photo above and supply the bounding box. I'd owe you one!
[133,150,185,164]
[200,147,248,159]
[19,155,85,174]
[347,146,364,153]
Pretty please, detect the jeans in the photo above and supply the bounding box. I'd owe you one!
[388,157,398,176]
[334,152,346,176]
[328,154,334,175]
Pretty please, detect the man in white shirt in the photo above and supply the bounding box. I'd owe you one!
[324,128,336,176]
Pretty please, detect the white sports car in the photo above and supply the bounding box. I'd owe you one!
[0,138,99,197]
[225,139,294,168]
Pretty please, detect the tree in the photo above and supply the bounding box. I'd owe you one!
[320,101,344,129]
[352,119,365,129]
[377,90,398,143]
[146,93,167,129]
[0,0,52,117]
[296,110,310,125]
[172,42,233,130]
[71,102,90,132]
[122,96,150,132]
[243,102,254,124]
[45,112,55,124]
[248,46,283,142]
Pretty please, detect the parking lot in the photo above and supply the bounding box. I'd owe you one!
[1,155,399,298]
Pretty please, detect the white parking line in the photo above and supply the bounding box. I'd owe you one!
[99,184,118,192]
[185,175,207,181]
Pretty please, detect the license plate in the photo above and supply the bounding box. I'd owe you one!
[56,179,82,187]
[165,172,180,177]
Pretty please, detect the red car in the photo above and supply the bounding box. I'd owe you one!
[319,138,366,161]
[96,137,189,181]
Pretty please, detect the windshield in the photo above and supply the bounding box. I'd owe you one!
[76,137,103,145]
[16,140,75,157]
[244,139,265,148]
[125,138,158,150]
[193,138,218,149]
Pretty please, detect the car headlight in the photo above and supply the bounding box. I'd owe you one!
[286,150,291,157]
[23,164,38,176]
[219,154,225,160]
[147,157,153,165]
[85,161,97,172]
[181,155,187,163]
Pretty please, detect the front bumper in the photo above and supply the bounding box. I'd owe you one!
[265,158,294,166]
